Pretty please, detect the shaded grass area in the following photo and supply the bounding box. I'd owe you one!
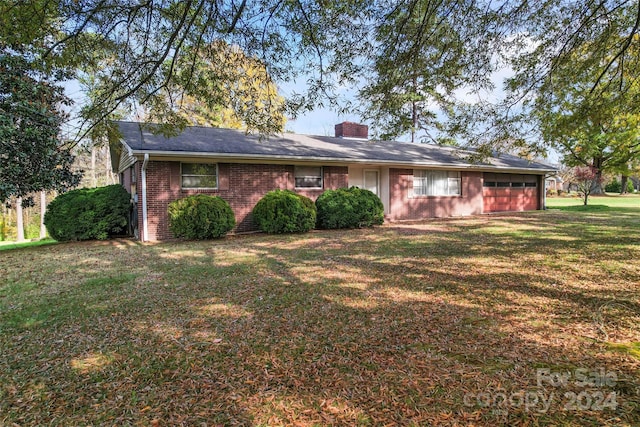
[1,211,639,426]
[0,238,58,252]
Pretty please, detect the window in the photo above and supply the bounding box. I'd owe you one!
[525,182,537,187]
[483,181,497,187]
[295,166,323,188]
[413,170,461,196]
[181,163,217,189]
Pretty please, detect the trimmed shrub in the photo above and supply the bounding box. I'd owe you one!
[252,190,316,233]
[316,187,384,229]
[44,184,131,241]
[605,179,634,193]
[168,195,235,239]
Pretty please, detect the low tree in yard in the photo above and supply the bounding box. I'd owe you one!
[574,166,601,206]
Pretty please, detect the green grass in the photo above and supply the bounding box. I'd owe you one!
[606,342,640,360]
[0,238,58,251]
[547,193,640,211]
[1,212,639,426]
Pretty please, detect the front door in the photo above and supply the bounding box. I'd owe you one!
[364,170,379,196]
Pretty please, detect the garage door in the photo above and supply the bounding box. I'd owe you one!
[483,173,539,213]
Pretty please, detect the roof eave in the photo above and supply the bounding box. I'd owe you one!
[129,149,556,174]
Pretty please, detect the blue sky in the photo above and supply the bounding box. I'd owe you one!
[63,71,558,163]
[283,106,362,138]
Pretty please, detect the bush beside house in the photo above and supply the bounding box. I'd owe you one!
[168,195,235,239]
[44,185,131,241]
[252,190,316,234]
[316,187,384,229]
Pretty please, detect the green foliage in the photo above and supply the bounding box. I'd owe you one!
[143,41,287,133]
[503,4,640,167]
[44,185,130,241]
[167,195,235,240]
[0,53,81,203]
[316,187,384,229]
[6,0,640,162]
[360,1,487,143]
[605,179,635,194]
[252,190,316,234]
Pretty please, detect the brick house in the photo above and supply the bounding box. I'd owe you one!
[112,121,554,241]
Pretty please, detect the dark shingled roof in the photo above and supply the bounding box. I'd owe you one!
[116,121,554,173]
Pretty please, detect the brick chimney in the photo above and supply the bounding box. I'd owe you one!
[334,122,368,139]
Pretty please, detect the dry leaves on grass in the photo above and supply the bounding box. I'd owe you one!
[0,211,639,426]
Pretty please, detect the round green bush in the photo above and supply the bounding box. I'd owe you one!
[168,195,235,239]
[316,187,384,229]
[605,179,634,193]
[44,184,131,241]
[252,190,316,233]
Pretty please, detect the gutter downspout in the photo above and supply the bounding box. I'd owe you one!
[542,174,548,210]
[141,153,149,242]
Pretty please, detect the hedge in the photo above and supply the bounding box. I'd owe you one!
[168,195,235,239]
[44,184,131,241]
[252,190,316,233]
[316,187,384,229]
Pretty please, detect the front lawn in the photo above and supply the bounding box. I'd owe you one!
[1,210,639,426]
[547,193,640,211]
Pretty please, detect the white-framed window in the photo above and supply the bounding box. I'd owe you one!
[181,163,218,189]
[413,170,461,196]
[295,166,323,189]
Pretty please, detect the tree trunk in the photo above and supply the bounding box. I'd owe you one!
[40,191,47,239]
[105,146,116,184]
[91,146,97,187]
[620,175,629,195]
[590,157,604,194]
[411,74,417,143]
[16,197,25,242]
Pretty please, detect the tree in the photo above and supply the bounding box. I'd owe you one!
[0,53,82,203]
[360,0,495,144]
[2,0,640,156]
[40,191,47,239]
[574,166,601,206]
[36,0,373,138]
[557,165,578,194]
[134,41,287,133]
[529,34,640,193]
[493,2,640,158]
[15,197,25,242]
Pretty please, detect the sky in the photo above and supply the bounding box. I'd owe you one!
[63,70,558,163]
[277,77,367,139]
[283,106,361,138]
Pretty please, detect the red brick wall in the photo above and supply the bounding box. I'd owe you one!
[142,162,349,240]
[387,169,484,220]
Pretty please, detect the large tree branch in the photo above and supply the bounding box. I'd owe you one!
[114,0,194,103]
[590,0,640,94]
[295,0,324,85]
[227,0,247,33]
